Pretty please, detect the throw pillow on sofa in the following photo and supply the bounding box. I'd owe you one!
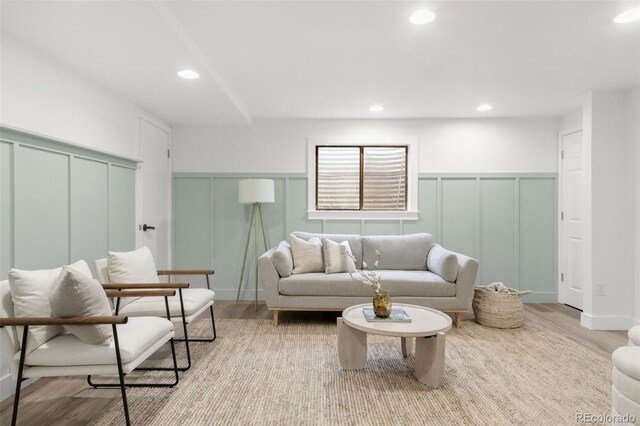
[427,244,459,282]
[272,241,294,277]
[8,259,92,353]
[49,266,113,345]
[322,239,356,274]
[107,246,159,308]
[290,235,323,274]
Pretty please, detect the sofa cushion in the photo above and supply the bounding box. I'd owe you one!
[272,241,294,277]
[49,266,113,346]
[279,270,455,297]
[362,233,433,270]
[614,346,640,381]
[292,232,363,265]
[19,317,173,366]
[107,246,160,308]
[291,235,324,274]
[427,244,459,282]
[8,260,92,353]
[322,239,356,274]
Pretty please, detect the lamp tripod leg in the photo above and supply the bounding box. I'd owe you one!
[237,204,256,302]
[254,203,259,311]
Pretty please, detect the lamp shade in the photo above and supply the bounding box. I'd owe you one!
[238,179,275,204]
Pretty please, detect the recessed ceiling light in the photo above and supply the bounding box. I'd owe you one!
[177,69,199,79]
[476,104,493,112]
[410,9,436,25]
[369,105,384,112]
[614,7,640,23]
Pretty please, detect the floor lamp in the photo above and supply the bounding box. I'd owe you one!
[237,179,275,310]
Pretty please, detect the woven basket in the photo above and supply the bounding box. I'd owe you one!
[472,285,531,329]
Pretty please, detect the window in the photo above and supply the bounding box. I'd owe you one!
[315,146,407,211]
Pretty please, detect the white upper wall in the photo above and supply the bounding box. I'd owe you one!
[173,117,559,174]
[0,37,145,159]
[559,109,582,133]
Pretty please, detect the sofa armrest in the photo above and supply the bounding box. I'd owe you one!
[258,249,280,309]
[453,251,479,310]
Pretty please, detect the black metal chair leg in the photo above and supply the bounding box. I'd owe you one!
[11,326,29,426]
[112,324,131,426]
[174,305,217,343]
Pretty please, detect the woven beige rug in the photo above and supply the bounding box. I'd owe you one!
[87,317,610,426]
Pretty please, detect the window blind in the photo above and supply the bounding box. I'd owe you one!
[316,145,408,211]
[316,147,360,210]
[363,147,407,210]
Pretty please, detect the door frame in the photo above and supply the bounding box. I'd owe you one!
[135,111,172,267]
[557,126,583,306]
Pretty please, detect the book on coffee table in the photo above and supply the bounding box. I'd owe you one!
[363,307,412,323]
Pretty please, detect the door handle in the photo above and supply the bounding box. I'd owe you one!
[142,224,156,231]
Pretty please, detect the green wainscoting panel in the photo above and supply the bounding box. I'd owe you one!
[519,178,557,301]
[286,177,322,235]
[403,178,438,237]
[71,157,108,266]
[0,142,13,278]
[441,178,477,258]
[108,165,136,252]
[14,145,70,269]
[173,177,212,269]
[0,126,138,279]
[173,173,557,302]
[479,178,517,286]
[323,220,362,235]
[363,221,401,235]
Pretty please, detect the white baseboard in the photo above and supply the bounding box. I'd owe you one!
[581,313,634,330]
[0,374,36,402]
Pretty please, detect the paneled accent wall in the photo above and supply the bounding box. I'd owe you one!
[173,173,557,302]
[0,127,138,278]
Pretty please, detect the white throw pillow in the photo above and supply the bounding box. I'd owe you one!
[49,266,113,345]
[322,239,356,274]
[8,260,92,353]
[290,235,324,274]
[107,246,159,308]
[272,241,294,277]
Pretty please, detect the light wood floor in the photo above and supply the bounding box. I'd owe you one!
[0,302,628,425]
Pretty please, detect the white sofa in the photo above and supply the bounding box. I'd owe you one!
[613,325,640,425]
[258,232,479,327]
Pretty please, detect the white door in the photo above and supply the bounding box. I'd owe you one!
[560,130,584,310]
[138,118,171,269]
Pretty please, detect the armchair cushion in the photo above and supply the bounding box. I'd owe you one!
[49,266,113,345]
[613,346,640,381]
[272,241,294,278]
[17,317,172,367]
[427,244,459,282]
[107,246,159,308]
[8,260,91,353]
[118,289,215,322]
[629,325,640,346]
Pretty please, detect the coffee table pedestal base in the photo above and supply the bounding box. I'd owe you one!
[414,332,446,388]
[337,318,367,369]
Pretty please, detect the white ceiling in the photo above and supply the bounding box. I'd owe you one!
[2,1,639,125]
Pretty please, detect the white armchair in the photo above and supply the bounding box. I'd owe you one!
[612,325,640,425]
[95,258,216,371]
[0,280,179,426]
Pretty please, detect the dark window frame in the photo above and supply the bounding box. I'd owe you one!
[315,145,408,211]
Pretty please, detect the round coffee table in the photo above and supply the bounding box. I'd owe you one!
[337,303,452,388]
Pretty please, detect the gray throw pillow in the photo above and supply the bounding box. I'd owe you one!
[272,241,294,277]
[49,266,113,345]
[427,245,459,282]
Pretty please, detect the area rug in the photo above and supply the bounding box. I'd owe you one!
[86,317,610,426]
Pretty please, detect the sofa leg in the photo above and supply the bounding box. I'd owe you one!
[272,310,280,326]
[454,312,461,329]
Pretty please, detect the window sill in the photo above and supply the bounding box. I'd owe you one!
[307,210,419,221]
